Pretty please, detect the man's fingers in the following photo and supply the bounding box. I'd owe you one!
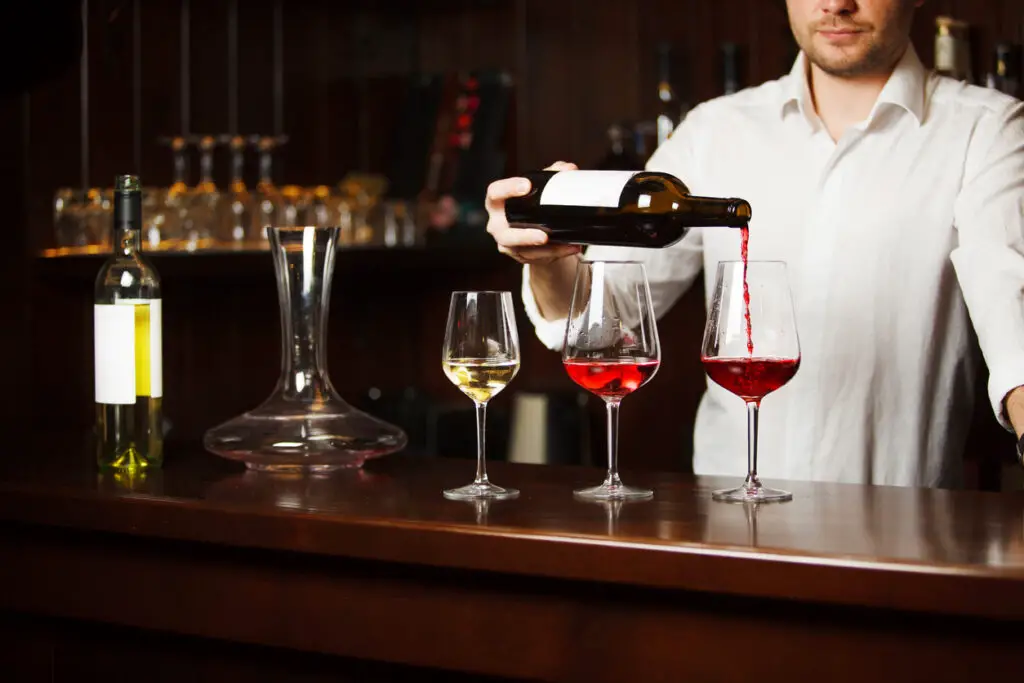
[490,225,550,247]
[485,177,531,210]
[499,244,581,264]
[544,161,579,172]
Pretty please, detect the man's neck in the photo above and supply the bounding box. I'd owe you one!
[809,56,900,142]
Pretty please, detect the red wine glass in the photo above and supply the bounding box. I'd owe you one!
[702,260,800,503]
[563,260,661,500]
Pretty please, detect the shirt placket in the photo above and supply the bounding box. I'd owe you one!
[788,127,860,476]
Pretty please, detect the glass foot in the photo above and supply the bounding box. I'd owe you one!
[713,482,792,503]
[443,481,520,501]
[574,482,653,501]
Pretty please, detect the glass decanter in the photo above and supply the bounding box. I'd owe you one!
[203,225,408,471]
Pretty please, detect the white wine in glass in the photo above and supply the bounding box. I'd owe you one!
[442,291,521,500]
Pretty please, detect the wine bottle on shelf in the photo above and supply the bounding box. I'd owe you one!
[935,16,972,83]
[985,43,1021,97]
[722,42,741,95]
[595,122,642,171]
[94,174,164,472]
[655,42,681,148]
[504,169,751,248]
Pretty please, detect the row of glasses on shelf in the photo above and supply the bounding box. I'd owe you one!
[52,134,422,254]
[442,260,801,504]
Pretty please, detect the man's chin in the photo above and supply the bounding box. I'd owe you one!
[807,51,874,77]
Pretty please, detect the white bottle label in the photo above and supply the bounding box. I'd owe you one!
[539,170,639,208]
[94,299,163,404]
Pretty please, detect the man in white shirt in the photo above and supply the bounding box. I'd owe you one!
[483,0,1024,488]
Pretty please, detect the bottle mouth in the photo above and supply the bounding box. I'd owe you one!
[730,199,753,221]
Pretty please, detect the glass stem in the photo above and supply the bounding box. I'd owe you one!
[605,399,622,487]
[745,400,761,490]
[474,400,489,485]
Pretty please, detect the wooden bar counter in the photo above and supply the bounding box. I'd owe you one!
[0,440,1022,682]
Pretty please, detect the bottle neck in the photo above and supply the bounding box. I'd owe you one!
[114,190,143,255]
[117,227,142,256]
[678,195,752,228]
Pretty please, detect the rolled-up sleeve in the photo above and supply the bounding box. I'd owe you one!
[520,264,570,350]
[950,100,1024,430]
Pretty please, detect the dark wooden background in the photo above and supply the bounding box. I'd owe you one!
[3,0,1023,482]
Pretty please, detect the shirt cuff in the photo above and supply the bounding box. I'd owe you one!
[520,264,568,351]
[987,361,1024,432]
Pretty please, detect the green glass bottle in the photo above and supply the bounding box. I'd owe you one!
[93,174,164,471]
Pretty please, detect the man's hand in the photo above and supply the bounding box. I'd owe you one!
[1005,386,1024,439]
[485,161,582,265]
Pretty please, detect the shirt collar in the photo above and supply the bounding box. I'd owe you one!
[780,44,926,127]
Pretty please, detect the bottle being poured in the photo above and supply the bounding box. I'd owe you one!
[504,169,751,249]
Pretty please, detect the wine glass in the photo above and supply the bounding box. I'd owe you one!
[563,260,661,500]
[442,291,521,500]
[701,260,800,503]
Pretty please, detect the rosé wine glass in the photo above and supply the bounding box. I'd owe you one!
[563,260,660,501]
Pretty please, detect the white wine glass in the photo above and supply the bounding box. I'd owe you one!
[442,291,521,500]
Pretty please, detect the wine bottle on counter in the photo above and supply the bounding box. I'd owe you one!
[504,169,751,248]
[986,43,1021,97]
[94,174,164,472]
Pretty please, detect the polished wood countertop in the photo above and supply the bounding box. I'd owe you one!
[1,443,1022,622]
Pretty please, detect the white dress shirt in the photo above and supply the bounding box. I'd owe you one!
[521,46,1024,488]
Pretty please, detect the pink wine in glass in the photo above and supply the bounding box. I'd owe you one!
[702,356,799,402]
[564,358,660,400]
[741,225,753,355]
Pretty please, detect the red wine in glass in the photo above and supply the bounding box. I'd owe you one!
[564,358,660,400]
[741,225,753,355]
[701,260,800,504]
[702,356,799,402]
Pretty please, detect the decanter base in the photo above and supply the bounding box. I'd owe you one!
[204,400,407,472]
[245,462,354,474]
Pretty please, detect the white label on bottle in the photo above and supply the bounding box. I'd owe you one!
[94,299,163,403]
[539,170,639,208]
[94,304,136,404]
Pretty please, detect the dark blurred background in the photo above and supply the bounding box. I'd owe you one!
[2,0,1021,488]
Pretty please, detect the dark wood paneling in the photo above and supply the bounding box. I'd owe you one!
[25,48,81,250]
[236,2,276,139]
[87,0,136,188]
[138,0,183,187]
[0,616,53,683]
[0,97,30,441]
